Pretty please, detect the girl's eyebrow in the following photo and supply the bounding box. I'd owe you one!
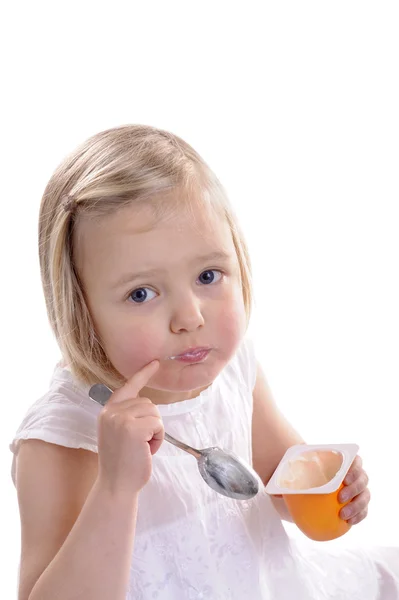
[112,268,162,289]
[112,251,232,289]
[195,251,232,264]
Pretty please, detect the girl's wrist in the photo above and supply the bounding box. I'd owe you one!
[94,475,140,509]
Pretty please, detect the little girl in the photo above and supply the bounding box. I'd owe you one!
[10,125,398,599]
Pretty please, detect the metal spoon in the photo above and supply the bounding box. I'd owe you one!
[89,383,259,501]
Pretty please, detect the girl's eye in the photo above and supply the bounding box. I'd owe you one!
[128,287,157,304]
[198,270,223,285]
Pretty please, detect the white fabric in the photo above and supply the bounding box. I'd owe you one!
[10,339,399,599]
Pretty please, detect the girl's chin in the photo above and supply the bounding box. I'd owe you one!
[152,367,219,394]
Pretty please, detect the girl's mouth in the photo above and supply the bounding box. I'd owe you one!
[168,347,211,363]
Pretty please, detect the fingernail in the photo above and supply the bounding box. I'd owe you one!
[341,508,351,519]
[345,474,353,484]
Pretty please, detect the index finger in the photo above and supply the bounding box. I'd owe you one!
[110,360,160,404]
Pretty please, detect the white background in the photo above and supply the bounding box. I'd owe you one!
[1,1,398,596]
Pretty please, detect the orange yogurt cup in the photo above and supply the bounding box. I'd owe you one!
[265,444,358,541]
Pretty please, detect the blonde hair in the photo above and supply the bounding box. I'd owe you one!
[39,124,252,388]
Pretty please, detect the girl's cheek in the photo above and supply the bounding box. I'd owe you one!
[109,322,165,376]
[211,313,246,364]
[220,292,247,333]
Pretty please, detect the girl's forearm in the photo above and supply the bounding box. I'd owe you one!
[29,478,138,600]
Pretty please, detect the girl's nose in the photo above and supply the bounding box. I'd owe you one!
[170,296,205,333]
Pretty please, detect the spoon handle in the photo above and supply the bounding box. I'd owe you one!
[164,433,202,459]
[89,383,113,406]
[88,384,202,459]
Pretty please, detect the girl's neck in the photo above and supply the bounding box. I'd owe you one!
[140,384,211,405]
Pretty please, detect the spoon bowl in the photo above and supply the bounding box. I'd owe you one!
[197,446,260,500]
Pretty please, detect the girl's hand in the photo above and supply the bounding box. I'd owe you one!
[338,455,371,525]
[97,360,164,496]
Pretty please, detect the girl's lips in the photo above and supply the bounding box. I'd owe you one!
[169,348,211,363]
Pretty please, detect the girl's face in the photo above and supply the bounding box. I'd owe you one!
[74,199,247,404]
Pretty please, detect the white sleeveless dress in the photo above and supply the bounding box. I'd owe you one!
[10,339,399,599]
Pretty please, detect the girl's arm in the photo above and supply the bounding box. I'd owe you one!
[16,439,138,600]
[251,363,305,522]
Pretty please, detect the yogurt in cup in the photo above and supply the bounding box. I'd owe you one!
[265,443,359,541]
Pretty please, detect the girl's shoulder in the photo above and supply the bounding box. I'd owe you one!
[9,363,100,485]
